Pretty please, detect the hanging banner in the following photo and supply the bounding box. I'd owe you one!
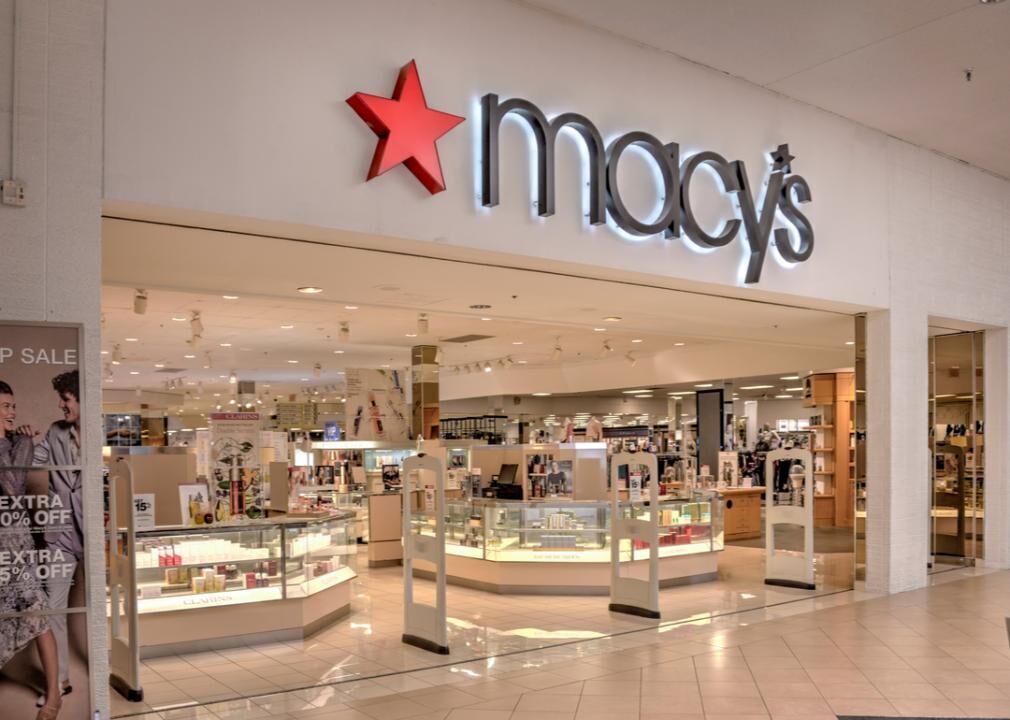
[0,322,90,719]
[209,413,264,520]
[344,368,410,441]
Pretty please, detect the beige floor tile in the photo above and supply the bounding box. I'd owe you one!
[756,681,822,698]
[640,695,703,715]
[509,712,576,720]
[826,696,899,716]
[640,680,700,698]
[352,697,432,720]
[514,693,581,713]
[700,681,761,698]
[935,681,1008,701]
[814,681,883,699]
[954,697,1010,717]
[748,667,810,684]
[702,696,768,715]
[889,697,967,717]
[872,682,946,701]
[580,679,640,696]
[444,710,509,720]
[762,696,834,716]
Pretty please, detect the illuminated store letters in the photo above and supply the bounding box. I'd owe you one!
[480,94,814,284]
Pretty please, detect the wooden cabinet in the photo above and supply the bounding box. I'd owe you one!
[803,373,836,408]
[722,487,764,541]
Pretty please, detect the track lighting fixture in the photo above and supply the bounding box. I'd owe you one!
[483,361,492,373]
[190,311,204,338]
[498,358,506,369]
[339,322,350,343]
[111,344,123,365]
[600,340,614,358]
[625,351,637,366]
[133,289,148,315]
[203,351,212,369]
[551,337,562,361]
[434,346,443,364]
[464,364,472,374]
[417,313,429,335]
[505,356,515,367]
[313,363,322,378]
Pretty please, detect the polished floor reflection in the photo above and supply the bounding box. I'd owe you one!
[111,564,1010,719]
[110,546,853,716]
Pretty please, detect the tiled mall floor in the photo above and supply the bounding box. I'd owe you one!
[112,554,1010,719]
[112,546,853,716]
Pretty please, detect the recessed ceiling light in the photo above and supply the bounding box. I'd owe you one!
[287,360,299,364]
[333,350,345,354]
[280,324,294,329]
[622,389,651,394]
[517,360,528,364]
[171,316,187,322]
[512,340,524,345]
[381,364,391,368]
[405,333,417,338]
[631,339,643,343]
[845,341,855,346]
[300,377,309,381]
[673,342,685,347]
[219,343,232,347]
[593,327,605,332]
[184,354,195,359]
[298,286,323,294]
[129,371,140,375]
[785,386,804,392]
[668,391,695,396]
[125,337,139,342]
[222,295,239,300]
[695,383,713,388]
[740,384,775,390]
[603,316,621,322]
[100,350,109,355]
[775,394,793,399]
[344,305,358,310]
[780,375,800,380]
[154,363,165,368]
[532,392,552,397]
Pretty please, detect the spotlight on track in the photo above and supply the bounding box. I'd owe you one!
[133,289,148,315]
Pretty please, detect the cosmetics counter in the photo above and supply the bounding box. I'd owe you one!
[410,493,723,594]
[115,510,357,657]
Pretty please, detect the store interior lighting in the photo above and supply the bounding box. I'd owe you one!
[339,322,350,342]
[417,313,429,334]
[133,288,148,315]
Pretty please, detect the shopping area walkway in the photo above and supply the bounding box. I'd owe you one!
[110,560,1010,719]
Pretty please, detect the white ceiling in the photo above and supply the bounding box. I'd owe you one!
[524,0,1010,179]
[101,218,853,415]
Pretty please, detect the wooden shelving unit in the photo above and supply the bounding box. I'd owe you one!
[803,372,855,528]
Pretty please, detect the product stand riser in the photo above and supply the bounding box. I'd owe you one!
[108,458,144,702]
[608,452,661,619]
[764,448,816,590]
[401,453,450,654]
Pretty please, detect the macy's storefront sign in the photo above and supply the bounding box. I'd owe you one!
[347,60,813,285]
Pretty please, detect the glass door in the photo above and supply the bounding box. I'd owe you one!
[928,329,984,570]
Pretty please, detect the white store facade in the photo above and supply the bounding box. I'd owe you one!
[4,1,1010,716]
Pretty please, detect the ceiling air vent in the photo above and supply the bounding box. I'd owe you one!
[440,334,494,344]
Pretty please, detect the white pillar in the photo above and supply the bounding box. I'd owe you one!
[983,328,1010,568]
[1,0,106,715]
[865,307,929,594]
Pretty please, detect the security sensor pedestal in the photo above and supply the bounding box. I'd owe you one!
[108,459,144,701]
[609,452,660,619]
[764,448,816,590]
[401,453,449,654]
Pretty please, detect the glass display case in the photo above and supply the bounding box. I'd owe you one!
[417,494,723,564]
[295,488,371,541]
[127,511,356,613]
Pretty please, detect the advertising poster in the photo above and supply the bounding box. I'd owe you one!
[344,369,410,441]
[0,322,89,719]
[209,413,263,520]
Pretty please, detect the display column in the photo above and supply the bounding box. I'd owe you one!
[983,327,1010,568]
[411,345,440,439]
[865,307,930,593]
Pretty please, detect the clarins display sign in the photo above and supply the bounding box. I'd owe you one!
[348,60,814,284]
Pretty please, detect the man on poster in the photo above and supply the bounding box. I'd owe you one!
[24,371,83,707]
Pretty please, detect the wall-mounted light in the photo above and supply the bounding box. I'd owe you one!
[417,313,429,335]
[111,344,123,365]
[228,370,237,384]
[339,322,350,343]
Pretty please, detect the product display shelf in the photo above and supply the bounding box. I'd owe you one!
[115,511,359,656]
[409,495,723,594]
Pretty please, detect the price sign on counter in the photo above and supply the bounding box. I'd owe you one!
[629,472,642,502]
[134,493,156,530]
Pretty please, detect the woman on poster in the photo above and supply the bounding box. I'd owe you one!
[0,381,63,720]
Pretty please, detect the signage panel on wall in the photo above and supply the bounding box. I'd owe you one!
[208,413,264,520]
[0,322,90,719]
[347,59,814,285]
[344,368,410,441]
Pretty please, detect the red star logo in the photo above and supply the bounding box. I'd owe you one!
[346,60,465,195]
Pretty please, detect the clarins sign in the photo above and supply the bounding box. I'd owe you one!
[348,60,814,284]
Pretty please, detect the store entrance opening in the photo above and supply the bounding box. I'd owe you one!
[928,328,985,572]
[101,216,858,715]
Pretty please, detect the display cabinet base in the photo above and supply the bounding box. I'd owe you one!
[402,634,450,655]
[608,603,661,619]
[128,573,355,658]
[369,558,402,568]
[764,578,816,590]
[415,552,719,595]
[110,674,143,702]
